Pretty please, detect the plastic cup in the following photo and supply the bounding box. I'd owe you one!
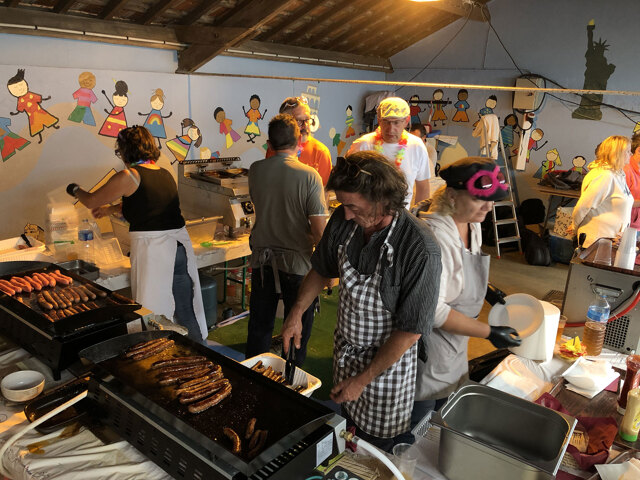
[593,238,613,265]
[556,315,567,344]
[392,443,417,480]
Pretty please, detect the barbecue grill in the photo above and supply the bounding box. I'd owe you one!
[0,261,141,379]
[80,331,346,479]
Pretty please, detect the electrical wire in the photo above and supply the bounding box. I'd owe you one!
[395,8,473,92]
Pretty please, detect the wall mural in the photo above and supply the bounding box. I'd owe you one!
[409,95,423,125]
[6,69,59,144]
[68,71,98,127]
[572,20,616,121]
[534,148,561,179]
[0,116,30,161]
[99,80,129,137]
[452,89,470,123]
[242,94,266,144]
[214,107,241,149]
[166,118,202,163]
[138,88,172,149]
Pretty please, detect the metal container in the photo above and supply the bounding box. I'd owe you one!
[430,383,576,480]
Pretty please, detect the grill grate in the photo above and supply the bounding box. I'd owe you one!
[604,315,630,350]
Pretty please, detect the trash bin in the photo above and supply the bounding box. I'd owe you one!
[199,273,218,330]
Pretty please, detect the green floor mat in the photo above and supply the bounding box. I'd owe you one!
[209,289,339,400]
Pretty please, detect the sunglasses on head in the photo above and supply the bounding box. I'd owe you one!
[283,96,308,109]
[336,156,372,178]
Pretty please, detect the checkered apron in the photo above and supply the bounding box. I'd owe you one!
[334,216,417,438]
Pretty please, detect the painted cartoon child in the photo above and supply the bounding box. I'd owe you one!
[526,128,548,161]
[99,80,129,137]
[431,89,447,126]
[571,155,588,174]
[479,95,497,117]
[409,95,422,125]
[68,71,98,126]
[242,94,266,144]
[139,88,172,149]
[0,116,30,162]
[534,148,561,179]
[329,127,346,156]
[7,69,59,144]
[166,118,202,163]
[501,114,518,148]
[452,89,470,122]
[345,105,356,138]
[214,107,241,149]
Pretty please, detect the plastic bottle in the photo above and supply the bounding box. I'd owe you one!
[619,387,640,442]
[582,293,610,356]
[618,353,640,414]
[77,219,95,264]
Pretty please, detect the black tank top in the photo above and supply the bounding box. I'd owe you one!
[122,166,185,232]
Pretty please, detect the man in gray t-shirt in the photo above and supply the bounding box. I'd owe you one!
[246,114,327,366]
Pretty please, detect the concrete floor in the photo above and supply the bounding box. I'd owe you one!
[468,248,571,360]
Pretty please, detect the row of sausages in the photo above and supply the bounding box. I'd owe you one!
[0,270,73,296]
[36,284,105,311]
[251,360,306,393]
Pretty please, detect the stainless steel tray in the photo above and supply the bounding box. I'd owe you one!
[56,259,99,280]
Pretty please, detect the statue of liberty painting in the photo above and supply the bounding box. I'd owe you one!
[572,20,616,121]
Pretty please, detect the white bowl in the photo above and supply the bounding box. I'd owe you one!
[1,370,45,402]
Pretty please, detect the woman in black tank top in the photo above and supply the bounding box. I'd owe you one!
[66,126,205,343]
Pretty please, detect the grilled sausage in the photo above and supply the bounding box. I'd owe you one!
[7,279,22,293]
[56,290,74,308]
[175,375,224,394]
[50,291,69,309]
[0,280,16,295]
[178,380,229,404]
[187,383,232,414]
[63,308,75,317]
[37,294,54,310]
[71,286,89,302]
[41,290,57,309]
[83,283,107,298]
[131,340,175,361]
[151,356,209,369]
[86,301,100,309]
[125,338,170,357]
[23,276,42,291]
[158,361,213,375]
[245,418,257,440]
[40,272,57,287]
[52,270,73,285]
[48,309,60,321]
[223,427,241,454]
[11,277,32,292]
[158,366,213,385]
[77,285,96,301]
[111,291,134,304]
[248,430,268,458]
[251,360,263,371]
[34,272,54,288]
[176,369,224,390]
[63,287,81,303]
[56,309,67,318]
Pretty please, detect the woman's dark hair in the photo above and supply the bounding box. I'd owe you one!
[327,151,408,214]
[7,69,25,86]
[114,80,128,96]
[250,94,260,103]
[213,107,224,119]
[268,114,300,151]
[116,126,160,164]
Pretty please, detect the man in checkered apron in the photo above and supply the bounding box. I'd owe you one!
[283,151,441,451]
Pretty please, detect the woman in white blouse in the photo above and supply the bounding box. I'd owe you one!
[572,135,633,248]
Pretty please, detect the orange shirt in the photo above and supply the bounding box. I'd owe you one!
[266,137,332,186]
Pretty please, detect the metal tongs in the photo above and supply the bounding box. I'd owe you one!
[284,338,296,385]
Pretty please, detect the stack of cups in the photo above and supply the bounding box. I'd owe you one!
[614,227,637,270]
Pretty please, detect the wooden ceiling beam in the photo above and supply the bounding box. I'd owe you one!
[327,1,414,52]
[181,0,223,26]
[99,0,129,20]
[375,13,457,58]
[53,0,75,14]
[308,0,394,49]
[139,0,174,25]
[299,0,374,47]
[256,0,325,42]
[429,0,489,22]
[222,39,392,72]
[279,0,364,45]
[5,0,20,6]
[177,0,297,73]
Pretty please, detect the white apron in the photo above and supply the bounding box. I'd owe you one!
[416,242,490,400]
[129,226,207,340]
[334,216,417,438]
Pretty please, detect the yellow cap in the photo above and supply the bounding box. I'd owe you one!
[378,97,410,119]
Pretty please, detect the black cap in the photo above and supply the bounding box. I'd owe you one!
[440,157,509,201]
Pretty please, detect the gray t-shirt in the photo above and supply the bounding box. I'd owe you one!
[249,152,327,275]
[312,206,441,360]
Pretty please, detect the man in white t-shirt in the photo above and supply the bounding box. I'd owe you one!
[348,97,432,208]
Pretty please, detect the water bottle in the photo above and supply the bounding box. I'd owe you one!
[583,293,610,356]
[78,219,95,264]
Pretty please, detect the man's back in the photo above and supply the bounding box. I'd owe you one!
[249,152,326,274]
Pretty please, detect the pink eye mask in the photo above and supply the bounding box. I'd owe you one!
[465,166,509,199]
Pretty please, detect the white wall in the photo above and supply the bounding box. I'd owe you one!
[0,34,385,238]
[388,0,640,204]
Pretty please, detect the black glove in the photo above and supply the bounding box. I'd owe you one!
[485,283,506,306]
[66,183,80,197]
[487,326,521,348]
